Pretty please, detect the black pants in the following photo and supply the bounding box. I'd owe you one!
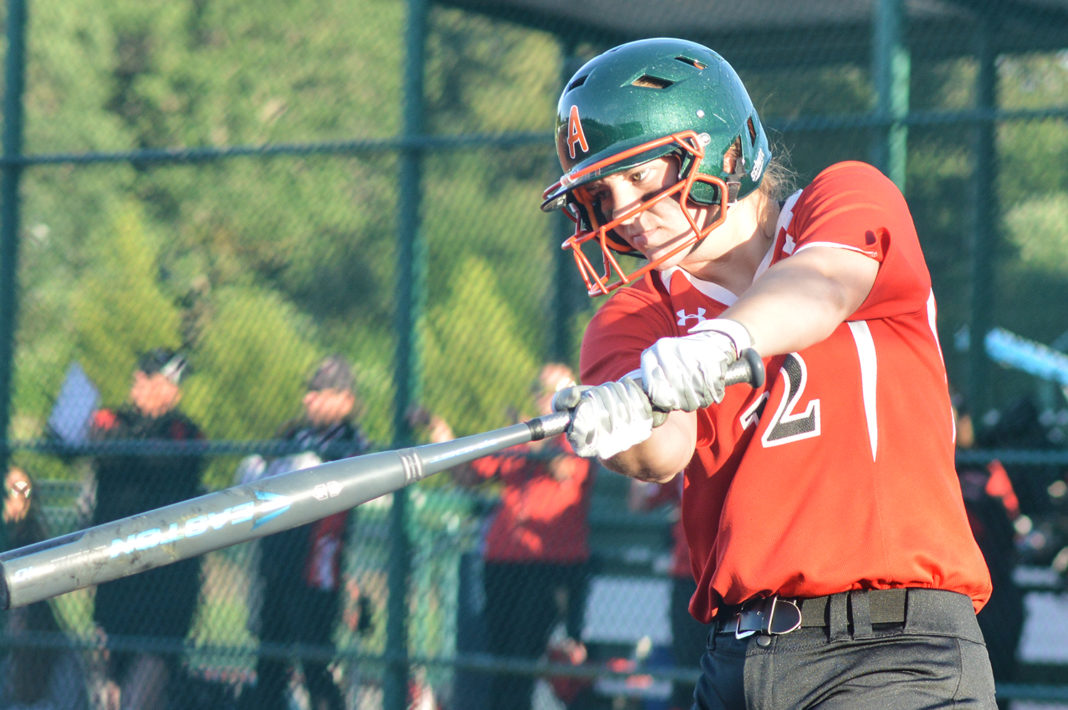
[671,575,711,709]
[242,580,344,710]
[481,560,589,710]
[694,589,997,710]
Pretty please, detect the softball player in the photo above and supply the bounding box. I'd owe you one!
[545,38,998,709]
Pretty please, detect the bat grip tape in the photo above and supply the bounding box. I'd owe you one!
[525,411,570,442]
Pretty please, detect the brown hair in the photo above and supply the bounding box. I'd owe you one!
[724,136,796,204]
[757,140,798,203]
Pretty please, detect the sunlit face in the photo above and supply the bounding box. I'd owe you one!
[303,388,356,427]
[130,372,182,419]
[583,156,720,272]
[3,467,32,524]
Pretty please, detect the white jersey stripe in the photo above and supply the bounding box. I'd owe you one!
[795,241,879,259]
[926,290,956,444]
[662,267,739,305]
[848,321,879,461]
[926,290,946,368]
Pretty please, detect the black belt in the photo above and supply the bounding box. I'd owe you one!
[715,588,909,638]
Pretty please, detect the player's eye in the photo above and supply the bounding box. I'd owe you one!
[628,167,651,184]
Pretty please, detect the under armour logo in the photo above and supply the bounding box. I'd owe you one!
[677,308,707,326]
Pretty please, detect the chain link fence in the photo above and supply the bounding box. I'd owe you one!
[2,1,1068,708]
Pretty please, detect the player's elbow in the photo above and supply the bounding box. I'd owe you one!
[609,463,681,485]
[602,413,694,483]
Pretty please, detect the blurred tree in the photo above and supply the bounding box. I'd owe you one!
[421,255,539,437]
[68,202,184,404]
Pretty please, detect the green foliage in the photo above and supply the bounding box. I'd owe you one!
[23,0,130,153]
[427,8,559,134]
[68,202,184,404]
[1004,193,1068,274]
[421,256,540,435]
[185,286,318,441]
[423,147,557,338]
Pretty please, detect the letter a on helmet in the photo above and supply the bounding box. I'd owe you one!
[566,105,590,160]
[541,37,771,296]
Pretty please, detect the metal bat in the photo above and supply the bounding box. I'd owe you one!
[0,349,764,609]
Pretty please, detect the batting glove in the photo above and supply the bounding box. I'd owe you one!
[552,376,658,460]
[640,318,752,411]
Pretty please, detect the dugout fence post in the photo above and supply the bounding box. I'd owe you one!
[871,0,910,191]
[385,0,430,709]
[0,0,27,474]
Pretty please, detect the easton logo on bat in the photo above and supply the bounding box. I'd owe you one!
[106,490,291,559]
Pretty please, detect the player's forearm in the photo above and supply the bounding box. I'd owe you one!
[601,410,694,483]
[724,247,878,356]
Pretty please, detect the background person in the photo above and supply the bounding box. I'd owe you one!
[953,393,1025,705]
[0,466,90,710]
[545,38,997,708]
[237,355,369,710]
[87,348,205,710]
[2,466,42,550]
[0,600,91,710]
[424,363,598,710]
[628,477,708,710]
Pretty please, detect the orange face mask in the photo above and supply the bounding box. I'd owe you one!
[544,131,730,297]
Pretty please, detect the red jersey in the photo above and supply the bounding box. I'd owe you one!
[471,440,596,564]
[581,161,992,623]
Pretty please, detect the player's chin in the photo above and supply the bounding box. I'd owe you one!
[646,245,690,272]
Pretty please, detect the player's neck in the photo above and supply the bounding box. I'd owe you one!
[689,192,777,293]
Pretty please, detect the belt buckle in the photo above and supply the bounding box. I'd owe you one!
[733,597,764,640]
[734,611,757,640]
[768,596,802,635]
[734,595,803,640]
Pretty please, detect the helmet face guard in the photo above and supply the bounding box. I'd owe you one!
[544,131,729,296]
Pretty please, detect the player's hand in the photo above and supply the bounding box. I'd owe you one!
[552,377,657,460]
[640,318,752,411]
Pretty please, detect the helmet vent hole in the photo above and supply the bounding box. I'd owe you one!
[674,56,706,70]
[632,74,673,89]
[747,117,757,144]
[567,74,589,92]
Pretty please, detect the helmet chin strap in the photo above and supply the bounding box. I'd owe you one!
[723,136,747,204]
[726,179,742,203]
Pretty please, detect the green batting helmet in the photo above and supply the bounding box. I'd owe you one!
[541,38,771,295]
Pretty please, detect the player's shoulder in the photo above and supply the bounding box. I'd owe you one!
[787,160,910,235]
[803,161,901,200]
[813,160,890,183]
[581,272,679,384]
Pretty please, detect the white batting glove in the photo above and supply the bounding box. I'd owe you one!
[640,318,752,411]
[552,376,656,460]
